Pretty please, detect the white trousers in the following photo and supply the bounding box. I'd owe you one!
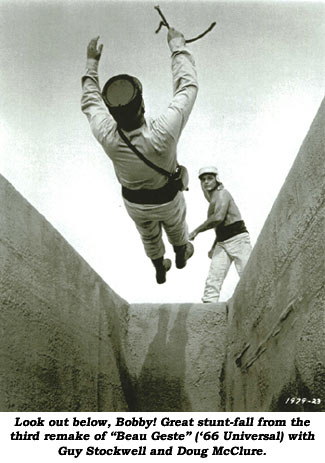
[202,232,252,303]
[123,191,188,260]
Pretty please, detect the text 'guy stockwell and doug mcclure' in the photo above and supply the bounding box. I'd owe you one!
[12,416,315,457]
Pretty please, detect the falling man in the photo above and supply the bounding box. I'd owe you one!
[189,167,252,303]
[81,28,198,284]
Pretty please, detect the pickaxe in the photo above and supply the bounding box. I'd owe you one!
[154,5,216,43]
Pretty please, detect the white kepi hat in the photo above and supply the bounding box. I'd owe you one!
[198,166,219,179]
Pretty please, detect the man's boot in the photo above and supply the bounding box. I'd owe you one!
[173,242,194,269]
[152,257,172,284]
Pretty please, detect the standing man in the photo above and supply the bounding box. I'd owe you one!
[189,167,252,302]
[81,27,197,284]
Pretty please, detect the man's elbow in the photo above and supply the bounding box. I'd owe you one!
[81,98,90,115]
[187,84,198,107]
[206,218,218,229]
[188,82,198,95]
[191,84,198,102]
[213,215,225,226]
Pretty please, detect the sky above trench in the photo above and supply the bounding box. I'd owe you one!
[1,0,324,303]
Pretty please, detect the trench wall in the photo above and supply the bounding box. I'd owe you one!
[0,174,227,412]
[225,97,325,412]
[0,174,130,411]
[123,302,227,412]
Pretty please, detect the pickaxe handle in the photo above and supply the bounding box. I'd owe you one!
[154,5,216,44]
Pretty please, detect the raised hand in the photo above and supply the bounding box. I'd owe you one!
[87,36,103,61]
[167,27,185,44]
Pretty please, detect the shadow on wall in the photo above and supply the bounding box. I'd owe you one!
[97,296,134,412]
[131,306,191,412]
[224,96,325,412]
[271,367,325,412]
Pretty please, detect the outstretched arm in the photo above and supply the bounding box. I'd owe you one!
[189,190,230,240]
[151,27,198,145]
[81,37,115,144]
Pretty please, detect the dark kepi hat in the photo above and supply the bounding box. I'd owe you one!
[102,74,143,122]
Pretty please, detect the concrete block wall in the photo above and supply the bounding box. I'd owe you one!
[225,97,325,412]
[0,175,130,411]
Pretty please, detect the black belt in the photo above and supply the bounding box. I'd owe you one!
[122,181,179,205]
[216,220,248,242]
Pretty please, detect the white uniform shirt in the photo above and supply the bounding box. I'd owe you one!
[81,37,198,191]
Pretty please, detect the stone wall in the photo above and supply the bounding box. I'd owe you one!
[0,173,227,412]
[123,302,227,412]
[225,98,325,412]
[0,175,129,411]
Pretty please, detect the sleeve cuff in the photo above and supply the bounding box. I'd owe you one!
[168,36,187,54]
[85,58,99,72]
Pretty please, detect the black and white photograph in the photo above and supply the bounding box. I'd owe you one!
[0,0,324,459]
